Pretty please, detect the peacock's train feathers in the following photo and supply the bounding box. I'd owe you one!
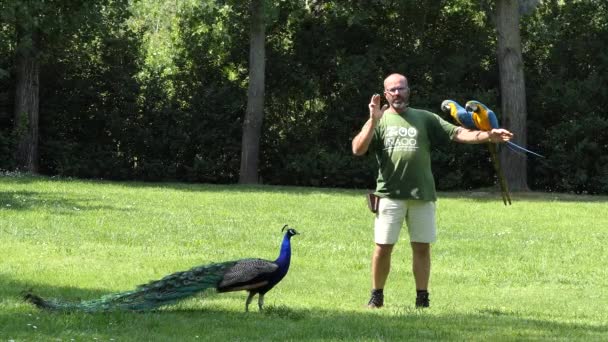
[24,225,299,312]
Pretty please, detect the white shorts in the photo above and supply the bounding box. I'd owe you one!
[374,198,437,244]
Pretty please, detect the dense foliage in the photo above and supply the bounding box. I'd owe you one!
[1,0,606,193]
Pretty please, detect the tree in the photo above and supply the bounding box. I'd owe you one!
[12,1,41,172]
[493,0,540,191]
[239,0,266,184]
[4,0,111,173]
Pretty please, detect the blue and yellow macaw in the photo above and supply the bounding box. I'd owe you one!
[441,99,544,205]
[441,100,511,205]
[464,101,544,158]
[441,99,510,205]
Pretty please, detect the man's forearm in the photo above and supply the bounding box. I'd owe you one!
[352,118,376,155]
[452,127,491,144]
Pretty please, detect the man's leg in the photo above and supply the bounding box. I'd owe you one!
[368,243,394,308]
[406,201,436,308]
[411,241,431,307]
[411,242,430,290]
[368,197,404,308]
[372,243,394,289]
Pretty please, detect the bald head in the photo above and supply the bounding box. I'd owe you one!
[383,73,410,112]
[383,73,408,89]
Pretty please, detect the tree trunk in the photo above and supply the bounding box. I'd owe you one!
[14,8,40,173]
[495,0,529,191]
[239,0,266,184]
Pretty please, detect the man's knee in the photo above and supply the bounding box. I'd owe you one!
[374,243,394,258]
[410,242,430,257]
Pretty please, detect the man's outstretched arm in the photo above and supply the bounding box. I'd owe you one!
[452,127,513,144]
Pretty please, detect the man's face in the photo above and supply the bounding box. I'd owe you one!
[384,77,410,111]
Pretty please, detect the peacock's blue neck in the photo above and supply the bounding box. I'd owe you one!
[274,233,292,267]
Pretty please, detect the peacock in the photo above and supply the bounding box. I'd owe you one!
[441,100,543,205]
[23,225,299,312]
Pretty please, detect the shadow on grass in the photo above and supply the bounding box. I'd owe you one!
[1,174,364,198]
[112,182,367,200]
[3,276,607,341]
[0,190,129,213]
[4,174,607,203]
[439,190,608,203]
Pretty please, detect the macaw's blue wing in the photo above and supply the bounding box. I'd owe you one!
[441,100,476,129]
[465,100,500,131]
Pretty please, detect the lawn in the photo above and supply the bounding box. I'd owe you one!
[1,174,607,341]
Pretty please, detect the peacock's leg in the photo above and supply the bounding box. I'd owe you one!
[245,291,255,312]
[258,294,265,311]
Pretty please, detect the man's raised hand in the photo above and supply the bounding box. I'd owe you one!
[369,94,388,122]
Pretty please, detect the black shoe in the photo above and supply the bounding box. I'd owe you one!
[367,289,384,308]
[415,290,429,308]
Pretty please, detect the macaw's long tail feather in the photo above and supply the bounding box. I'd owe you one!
[23,261,237,312]
[488,143,512,206]
[506,141,545,158]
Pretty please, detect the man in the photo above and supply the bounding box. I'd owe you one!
[352,73,513,308]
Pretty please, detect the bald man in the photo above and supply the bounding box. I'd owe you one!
[352,73,513,308]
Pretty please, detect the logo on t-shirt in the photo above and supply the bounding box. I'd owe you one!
[384,126,418,152]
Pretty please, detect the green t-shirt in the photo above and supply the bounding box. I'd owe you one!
[370,107,458,201]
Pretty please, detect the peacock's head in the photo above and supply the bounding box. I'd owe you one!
[282,225,299,237]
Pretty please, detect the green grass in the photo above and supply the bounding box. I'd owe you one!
[1,174,607,341]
